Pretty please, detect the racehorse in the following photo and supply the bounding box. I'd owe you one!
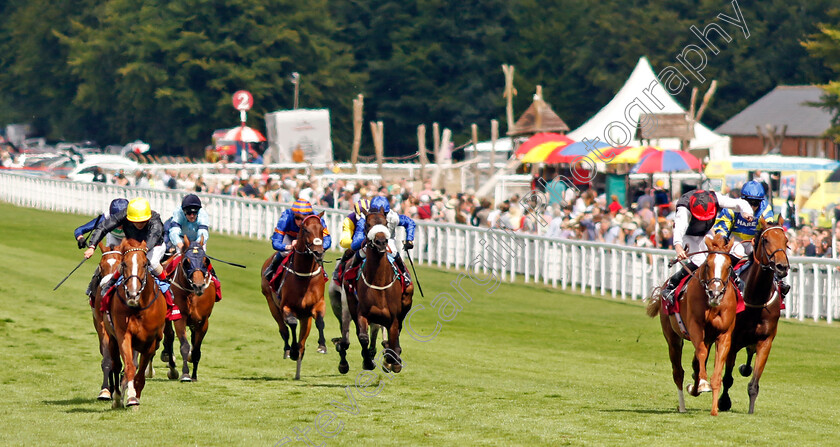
[260,212,328,380]
[328,252,354,374]
[719,217,789,414]
[104,238,167,408]
[161,236,217,382]
[346,209,413,373]
[646,233,737,415]
[92,242,122,400]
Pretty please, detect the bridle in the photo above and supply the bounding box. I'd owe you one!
[171,246,212,295]
[697,250,733,307]
[287,214,325,277]
[753,226,789,279]
[119,247,157,309]
[360,215,398,290]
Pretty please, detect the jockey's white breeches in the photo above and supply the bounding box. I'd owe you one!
[105,233,123,248]
[682,234,709,267]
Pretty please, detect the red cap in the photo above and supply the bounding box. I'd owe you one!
[689,192,716,221]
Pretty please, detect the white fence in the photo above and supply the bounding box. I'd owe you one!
[2,171,839,323]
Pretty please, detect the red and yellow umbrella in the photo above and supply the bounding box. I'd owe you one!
[514,133,575,159]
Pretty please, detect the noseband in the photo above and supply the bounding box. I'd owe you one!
[755,227,789,278]
[120,247,155,309]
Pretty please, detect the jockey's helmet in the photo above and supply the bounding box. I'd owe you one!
[291,199,313,216]
[688,191,716,221]
[354,199,371,216]
[126,198,152,222]
[181,194,202,214]
[741,181,765,207]
[109,198,129,216]
[369,196,390,214]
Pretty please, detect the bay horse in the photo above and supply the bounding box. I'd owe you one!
[161,236,217,382]
[346,209,413,372]
[646,233,736,415]
[260,212,328,380]
[104,238,167,408]
[91,242,121,400]
[719,217,789,414]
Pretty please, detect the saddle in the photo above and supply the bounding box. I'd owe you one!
[342,257,409,296]
[662,274,744,316]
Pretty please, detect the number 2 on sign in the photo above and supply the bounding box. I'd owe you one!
[237,93,250,110]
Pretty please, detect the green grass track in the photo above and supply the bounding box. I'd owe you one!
[0,202,838,446]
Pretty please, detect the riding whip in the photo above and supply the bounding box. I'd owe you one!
[405,249,424,298]
[53,257,90,291]
[206,254,247,269]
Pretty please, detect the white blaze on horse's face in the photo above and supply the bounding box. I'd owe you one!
[106,257,118,268]
[367,224,391,241]
[713,254,725,281]
[313,238,323,247]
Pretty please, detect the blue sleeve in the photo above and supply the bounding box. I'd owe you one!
[351,217,366,251]
[168,210,184,247]
[271,211,292,251]
[320,217,332,250]
[74,215,103,239]
[399,214,416,241]
[197,209,210,243]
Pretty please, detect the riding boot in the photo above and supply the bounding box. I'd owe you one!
[334,249,353,280]
[778,280,791,296]
[263,251,282,280]
[86,267,102,299]
[394,256,411,284]
[662,264,693,305]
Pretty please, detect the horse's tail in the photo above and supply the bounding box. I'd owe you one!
[645,287,662,318]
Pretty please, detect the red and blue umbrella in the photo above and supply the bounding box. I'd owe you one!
[630,149,701,173]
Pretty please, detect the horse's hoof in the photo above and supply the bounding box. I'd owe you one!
[390,363,402,374]
[697,379,712,393]
[97,389,112,401]
[126,397,140,407]
[739,364,753,377]
[331,337,341,345]
[362,360,375,371]
[382,363,392,374]
[168,369,179,380]
[180,374,192,382]
[317,345,327,354]
[112,399,123,410]
[686,383,698,397]
[718,395,732,412]
[338,362,349,374]
[283,350,290,360]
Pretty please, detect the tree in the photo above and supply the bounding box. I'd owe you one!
[804,10,840,142]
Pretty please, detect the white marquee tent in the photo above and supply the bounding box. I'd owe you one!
[568,56,730,160]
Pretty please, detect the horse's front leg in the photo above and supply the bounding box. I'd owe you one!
[283,305,300,361]
[687,331,711,397]
[709,331,733,416]
[384,319,403,373]
[718,341,739,412]
[660,313,686,412]
[356,314,374,370]
[314,299,327,354]
[190,319,209,381]
[748,334,777,414]
[174,318,191,382]
[294,315,314,380]
[116,325,138,408]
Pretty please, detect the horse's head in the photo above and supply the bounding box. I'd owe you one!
[753,216,789,280]
[363,208,390,254]
[97,242,122,278]
[701,234,734,307]
[119,239,149,307]
[297,212,326,263]
[182,235,210,295]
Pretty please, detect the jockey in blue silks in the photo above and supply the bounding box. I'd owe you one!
[351,196,416,282]
[75,198,129,299]
[263,199,332,280]
[712,180,790,295]
[167,194,222,301]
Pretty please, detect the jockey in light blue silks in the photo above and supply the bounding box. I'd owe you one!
[167,194,222,301]
[75,198,129,299]
[712,180,790,295]
[350,196,416,283]
[263,199,332,281]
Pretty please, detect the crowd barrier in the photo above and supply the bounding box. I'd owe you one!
[2,171,839,323]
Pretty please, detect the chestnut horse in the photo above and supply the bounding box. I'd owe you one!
[719,218,789,413]
[647,234,737,415]
[92,242,122,400]
[161,236,217,382]
[104,238,167,408]
[347,209,413,372]
[260,213,328,380]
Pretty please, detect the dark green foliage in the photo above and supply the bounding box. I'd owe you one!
[0,0,835,157]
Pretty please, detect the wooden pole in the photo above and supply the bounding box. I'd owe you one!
[432,122,440,163]
[371,121,384,178]
[418,124,428,181]
[351,94,363,168]
[490,119,498,175]
[471,123,480,191]
[502,64,516,134]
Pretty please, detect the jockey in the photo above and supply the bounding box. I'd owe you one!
[712,181,790,295]
[333,199,370,281]
[350,196,416,283]
[660,189,754,305]
[84,197,180,320]
[167,194,222,301]
[74,198,128,299]
[263,199,332,281]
